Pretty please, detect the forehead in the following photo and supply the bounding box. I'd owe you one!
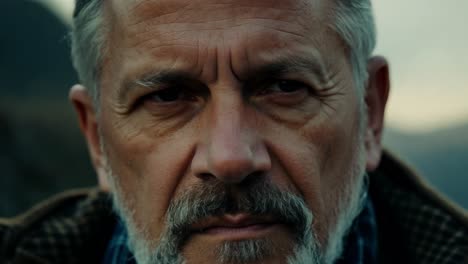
[110,0,322,18]
[107,0,330,36]
[103,0,342,85]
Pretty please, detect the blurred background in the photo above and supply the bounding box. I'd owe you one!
[1,0,467,217]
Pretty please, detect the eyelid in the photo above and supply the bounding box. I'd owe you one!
[252,77,310,92]
[138,82,206,106]
[146,88,180,102]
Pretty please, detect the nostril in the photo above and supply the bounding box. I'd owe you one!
[196,170,266,186]
[238,171,266,187]
[197,172,216,182]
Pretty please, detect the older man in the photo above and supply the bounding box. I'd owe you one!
[1,0,467,263]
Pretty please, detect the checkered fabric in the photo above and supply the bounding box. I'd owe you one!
[336,197,378,264]
[0,152,467,263]
[0,189,115,264]
[380,182,467,263]
[102,221,136,264]
[370,152,468,264]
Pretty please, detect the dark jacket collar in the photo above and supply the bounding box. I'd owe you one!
[370,151,468,263]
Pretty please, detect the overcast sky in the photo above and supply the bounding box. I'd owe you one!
[373,0,468,131]
[42,0,468,132]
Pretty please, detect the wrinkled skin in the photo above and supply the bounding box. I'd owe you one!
[70,0,389,263]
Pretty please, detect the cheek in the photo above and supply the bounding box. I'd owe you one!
[264,97,363,244]
[100,114,198,240]
[309,107,364,243]
[262,119,329,241]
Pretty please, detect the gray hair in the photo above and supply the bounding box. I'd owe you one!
[70,0,106,106]
[331,0,376,97]
[70,0,376,105]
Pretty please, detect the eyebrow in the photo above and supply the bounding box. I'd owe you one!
[119,55,327,101]
[119,70,196,102]
[135,70,194,89]
[242,55,327,83]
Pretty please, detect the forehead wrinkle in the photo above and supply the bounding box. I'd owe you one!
[115,0,326,63]
[109,0,328,49]
[129,21,307,53]
[109,0,336,97]
[117,45,211,103]
[124,0,314,36]
[242,55,329,86]
[131,8,306,31]
[237,29,327,80]
[127,0,309,21]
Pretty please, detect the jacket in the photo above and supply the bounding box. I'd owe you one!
[1,151,467,264]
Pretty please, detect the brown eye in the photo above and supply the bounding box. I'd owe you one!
[261,80,309,95]
[147,87,183,102]
[252,79,312,107]
[275,80,308,93]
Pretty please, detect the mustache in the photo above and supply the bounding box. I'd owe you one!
[163,179,314,248]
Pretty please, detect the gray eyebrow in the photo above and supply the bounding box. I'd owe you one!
[134,70,193,88]
[245,55,327,83]
[119,70,194,102]
[118,55,327,101]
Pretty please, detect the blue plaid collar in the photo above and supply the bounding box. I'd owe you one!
[102,197,377,264]
[101,220,136,264]
[335,196,378,264]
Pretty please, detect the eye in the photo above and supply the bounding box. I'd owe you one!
[251,79,314,107]
[259,79,309,95]
[146,87,184,103]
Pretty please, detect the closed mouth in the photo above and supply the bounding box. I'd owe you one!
[190,213,282,240]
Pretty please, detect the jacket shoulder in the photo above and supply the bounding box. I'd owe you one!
[0,188,115,264]
[371,150,468,264]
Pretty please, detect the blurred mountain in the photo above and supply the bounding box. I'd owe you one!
[383,122,468,209]
[0,1,95,217]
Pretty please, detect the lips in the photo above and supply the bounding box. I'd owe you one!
[190,213,279,235]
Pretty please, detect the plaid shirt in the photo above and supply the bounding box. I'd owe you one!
[101,221,136,264]
[336,197,378,264]
[1,151,467,263]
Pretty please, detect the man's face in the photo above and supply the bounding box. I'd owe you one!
[74,0,386,263]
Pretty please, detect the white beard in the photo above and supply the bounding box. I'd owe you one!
[104,156,366,264]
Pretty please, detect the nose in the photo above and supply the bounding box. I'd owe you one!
[191,91,271,184]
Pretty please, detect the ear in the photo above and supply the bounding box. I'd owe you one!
[364,56,390,171]
[69,85,110,191]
